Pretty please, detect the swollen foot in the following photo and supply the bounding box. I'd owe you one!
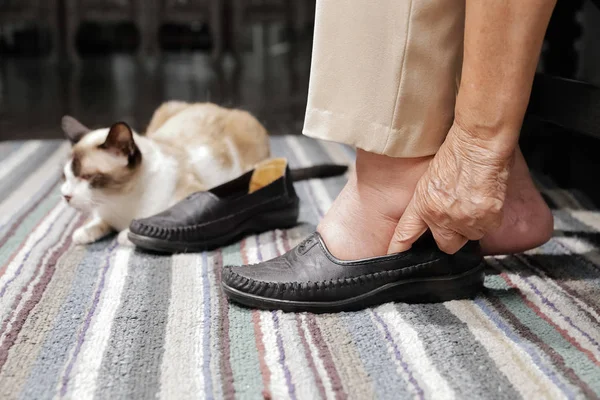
[318,148,552,259]
[317,151,432,260]
[480,149,554,255]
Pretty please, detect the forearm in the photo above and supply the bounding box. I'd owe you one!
[454,0,556,157]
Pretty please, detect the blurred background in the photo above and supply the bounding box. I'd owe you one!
[1,0,600,138]
[0,0,318,140]
[1,0,599,138]
[0,0,599,201]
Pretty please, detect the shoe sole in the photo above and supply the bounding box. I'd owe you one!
[222,263,485,313]
[128,206,299,254]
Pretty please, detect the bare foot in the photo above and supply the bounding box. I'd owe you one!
[318,150,432,260]
[480,148,553,255]
[318,147,553,259]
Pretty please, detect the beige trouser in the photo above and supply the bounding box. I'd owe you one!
[303,0,466,158]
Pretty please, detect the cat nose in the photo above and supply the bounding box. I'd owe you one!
[63,195,72,203]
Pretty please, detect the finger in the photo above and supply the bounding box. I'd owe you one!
[388,200,428,254]
[430,226,468,255]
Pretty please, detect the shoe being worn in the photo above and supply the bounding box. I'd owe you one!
[128,158,346,253]
[222,232,485,312]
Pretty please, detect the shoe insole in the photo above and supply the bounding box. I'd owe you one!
[248,158,287,194]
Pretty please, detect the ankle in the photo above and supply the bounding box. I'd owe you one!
[316,150,432,260]
[352,150,433,219]
[355,149,432,193]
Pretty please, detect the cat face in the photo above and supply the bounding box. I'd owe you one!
[60,116,142,212]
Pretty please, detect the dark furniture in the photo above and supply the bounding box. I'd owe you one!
[156,0,222,59]
[1,0,316,61]
[64,0,222,62]
[523,0,600,206]
[64,0,148,62]
[0,0,60,59]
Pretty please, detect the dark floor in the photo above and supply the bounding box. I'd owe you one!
[0,38,312,141]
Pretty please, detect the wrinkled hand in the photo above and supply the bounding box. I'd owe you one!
[388,123,513,254]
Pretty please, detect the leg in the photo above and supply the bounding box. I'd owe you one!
[306,0,465,259]
[318,151,432,259]
[304,0,465,158]
[221,0,552,311]
[72,216,113,245]
[306,0,552,259]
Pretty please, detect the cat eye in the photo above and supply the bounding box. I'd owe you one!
[80,174,92,180]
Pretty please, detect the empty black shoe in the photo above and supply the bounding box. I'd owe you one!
[129,158,303,253]
[222,232,485,312]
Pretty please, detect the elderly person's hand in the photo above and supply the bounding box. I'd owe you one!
[387,122,514,254]
[384,0,556,255]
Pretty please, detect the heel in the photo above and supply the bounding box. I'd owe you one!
[425,263,485,302]
[406,263,485,303]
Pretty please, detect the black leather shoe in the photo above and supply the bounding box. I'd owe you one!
[129,159,346,253]
[222,232,485,312]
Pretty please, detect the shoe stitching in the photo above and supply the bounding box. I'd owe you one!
[136,196,295,235]
[225,258,443,296]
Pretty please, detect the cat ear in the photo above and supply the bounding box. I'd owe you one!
[61,115,91,145]
[101,122,140,162]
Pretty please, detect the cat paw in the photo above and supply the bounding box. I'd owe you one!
[117,230,133,246]
[72,226,100,245]
[72,219,112,245]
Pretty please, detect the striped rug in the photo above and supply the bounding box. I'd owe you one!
[0,137,599,400]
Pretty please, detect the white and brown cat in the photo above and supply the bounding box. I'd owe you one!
[61,101,270,245]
